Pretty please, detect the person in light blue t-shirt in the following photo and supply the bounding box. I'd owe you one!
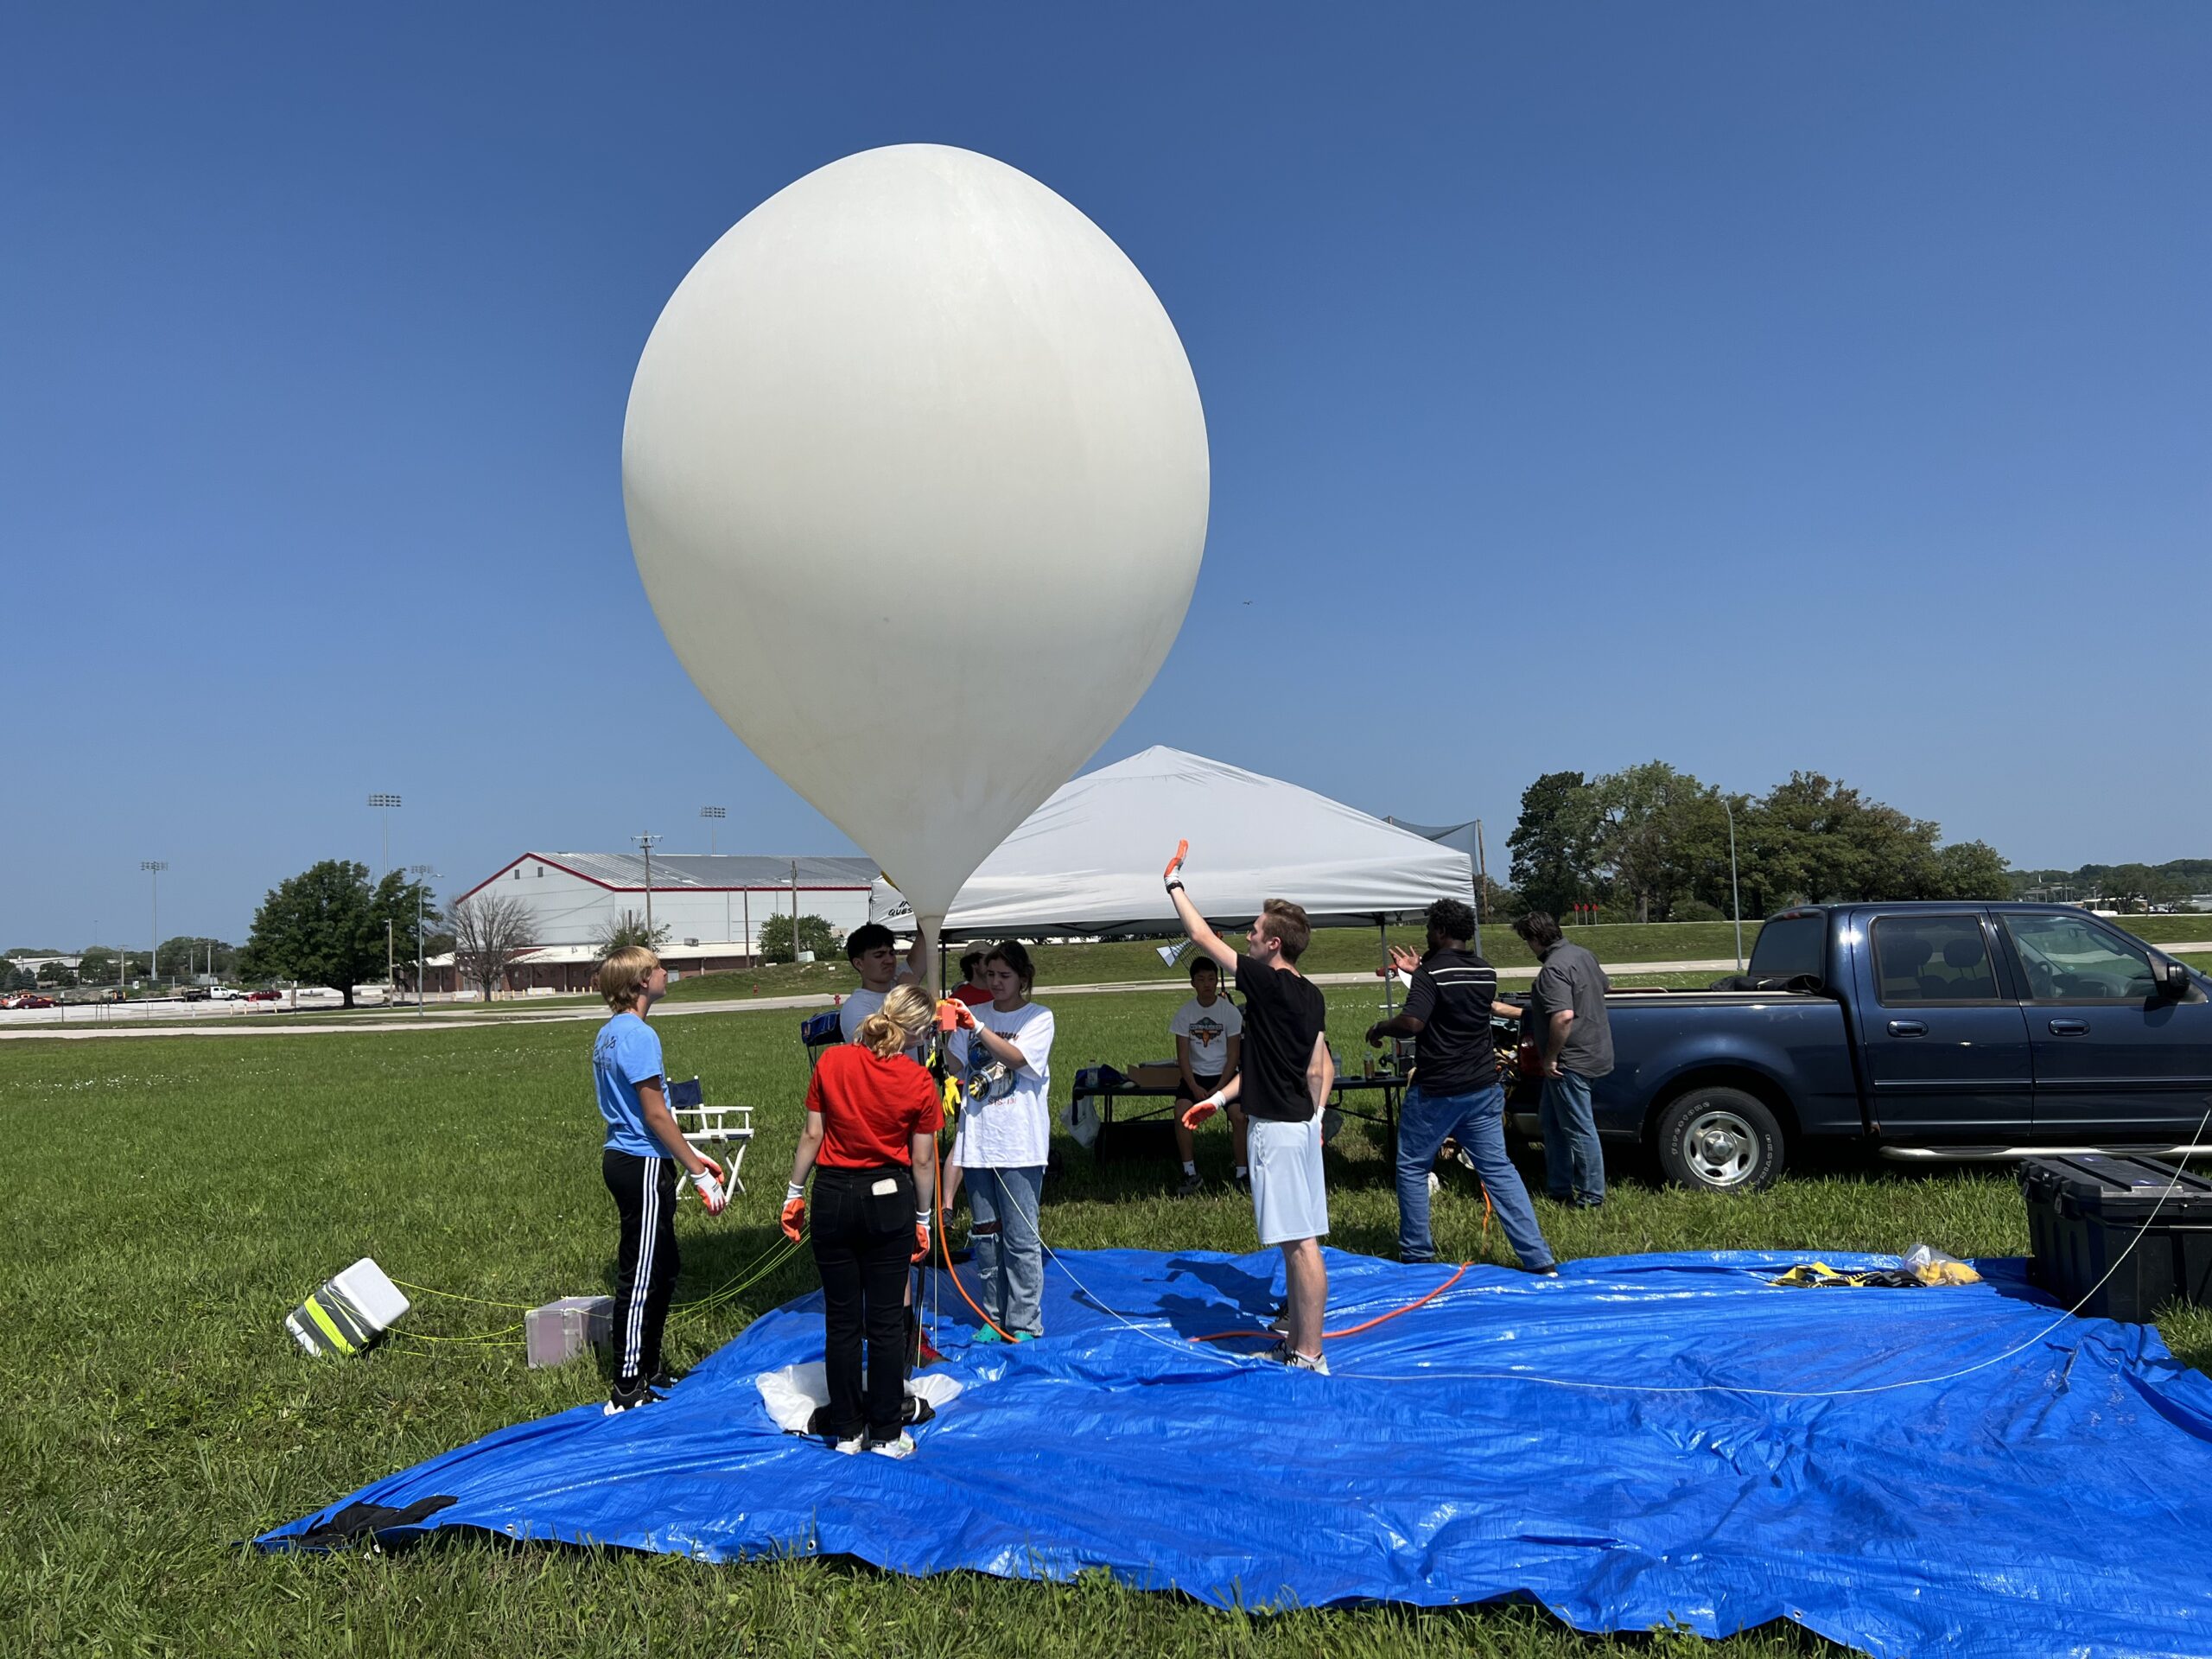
[593,946,728,1416]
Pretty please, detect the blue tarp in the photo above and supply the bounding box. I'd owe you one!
[262,1249,2212,1656]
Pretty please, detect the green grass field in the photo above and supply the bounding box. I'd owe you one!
[5,992,2203,1657]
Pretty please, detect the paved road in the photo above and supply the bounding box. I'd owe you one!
[10,946,2209,1042]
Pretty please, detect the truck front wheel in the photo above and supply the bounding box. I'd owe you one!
[1655,1088,1784,1193]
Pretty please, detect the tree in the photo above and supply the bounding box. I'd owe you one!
[1508,772,1603,919]
[36,959,78,988]
[448,893,536,1001]
[1928,840,2012,902]
[759,912,838,964]
[1741,772,1948,909]
[594,909,671,958]
[157,936,236,982]
[1588,761,1730,923]
[238,861,391,1009]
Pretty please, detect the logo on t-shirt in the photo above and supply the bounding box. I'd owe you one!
[1187,1016,1228,1047]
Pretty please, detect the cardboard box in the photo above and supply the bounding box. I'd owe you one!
[1128,1061,1185,1090]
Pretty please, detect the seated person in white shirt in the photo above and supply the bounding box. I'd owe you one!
[1170,956,1245,1196]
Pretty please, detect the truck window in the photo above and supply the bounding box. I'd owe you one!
[1746,914,1824,982]
[2003,913,2158,1003]
[1872,916,1999,1005]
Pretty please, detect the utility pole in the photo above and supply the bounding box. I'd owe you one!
[367,793,402,874]
[410,867,437,1015]
[791,859,800,960]
[701,804,725,855]
[141,861,166,989]
[1723,796,1745,971]
[634,833,661,939]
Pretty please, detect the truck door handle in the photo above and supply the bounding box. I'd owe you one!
[2048,1019,2090,1036]
[1887,1020,1928,1038]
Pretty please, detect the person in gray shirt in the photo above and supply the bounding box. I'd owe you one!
[1511,911,1613,1208]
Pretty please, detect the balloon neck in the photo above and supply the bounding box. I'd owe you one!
[917,915,946,998]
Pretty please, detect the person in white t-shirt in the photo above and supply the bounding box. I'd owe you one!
[1169,956,1244,1197]
[945,939,1054,1342]
[838,923,930,1044]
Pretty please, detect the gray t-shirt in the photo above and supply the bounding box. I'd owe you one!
[1529,941,1614,1078]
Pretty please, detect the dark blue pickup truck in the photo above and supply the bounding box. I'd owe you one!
[1505,903,2212,1192]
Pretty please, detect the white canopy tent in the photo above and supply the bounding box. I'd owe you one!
[869,747,1473,940]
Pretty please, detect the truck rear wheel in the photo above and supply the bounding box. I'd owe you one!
[1655,1088,1783,1193]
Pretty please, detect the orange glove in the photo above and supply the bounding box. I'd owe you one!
[688,1156,728,1217]
[911,1217,931,1263]
[779,1185,806,1242]
[1180,1089,1226,1131]
[1163,839,1189,886]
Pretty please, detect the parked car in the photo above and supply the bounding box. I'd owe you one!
[209,986,247,1001]
[9,994,57,1010]
[245,988,283,1001]
[1506,902,2212,1193]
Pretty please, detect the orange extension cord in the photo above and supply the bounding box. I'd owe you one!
[1189,1179,1493,1344]
[931,1133,1014,1343]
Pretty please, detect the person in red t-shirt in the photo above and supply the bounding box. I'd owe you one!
[950,949,992,1007]
[782,983,945,1456]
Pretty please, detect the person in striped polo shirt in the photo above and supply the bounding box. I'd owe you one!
[1367,899,1554,1274]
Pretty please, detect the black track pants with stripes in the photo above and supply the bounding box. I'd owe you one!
[603,1148,681,1385]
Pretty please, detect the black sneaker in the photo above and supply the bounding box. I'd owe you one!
[1232,1172,1252,1197]
[1177,1171,1205,1198]
[647,1367,683,1391]
[1269,1341,1331,1376]
[603,1377,666,1415]
[1267,1306,1290,1337]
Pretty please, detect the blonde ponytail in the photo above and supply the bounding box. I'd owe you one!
[856,982,935,1058]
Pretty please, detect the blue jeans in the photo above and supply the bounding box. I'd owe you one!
[1540,1071,1605,1205]
[966,1164,1046,1337]
[1396,1083,1553,1269]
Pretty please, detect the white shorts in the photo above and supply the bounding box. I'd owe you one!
[1249,1116,1329,1247]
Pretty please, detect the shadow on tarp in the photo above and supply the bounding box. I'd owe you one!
[260,1247,2212,1657]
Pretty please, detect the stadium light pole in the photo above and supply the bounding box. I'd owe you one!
[141,862,167,989]
[634,833,661,939]
[409,866,438,1015]
[701,804,725,855]
[367,793,402,874]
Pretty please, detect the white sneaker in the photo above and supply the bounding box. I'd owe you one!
[1272,1341,1330,1376]
[832,1435,866,1455]
[868,1432,916,1459]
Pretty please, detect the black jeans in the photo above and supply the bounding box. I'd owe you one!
[603,1149,680,1385]
[810,1164,917,1440]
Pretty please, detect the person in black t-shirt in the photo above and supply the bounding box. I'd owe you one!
[1164,842,1336,1375]
[1368,899,1554,1273]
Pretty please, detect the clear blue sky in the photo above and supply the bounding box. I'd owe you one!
[5,4,2207,949]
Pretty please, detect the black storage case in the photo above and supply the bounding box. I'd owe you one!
[2021,1154,2212,1322]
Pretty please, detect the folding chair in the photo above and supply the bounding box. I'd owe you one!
[667,1076,753,1193]
[800,1007,844,1070]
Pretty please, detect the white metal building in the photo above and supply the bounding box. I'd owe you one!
[446,853,879,990]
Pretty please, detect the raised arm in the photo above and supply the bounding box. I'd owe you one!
[1164,842,1239,972]
[895,923,932,987]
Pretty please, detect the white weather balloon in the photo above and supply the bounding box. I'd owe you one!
[623,144,1209,944]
